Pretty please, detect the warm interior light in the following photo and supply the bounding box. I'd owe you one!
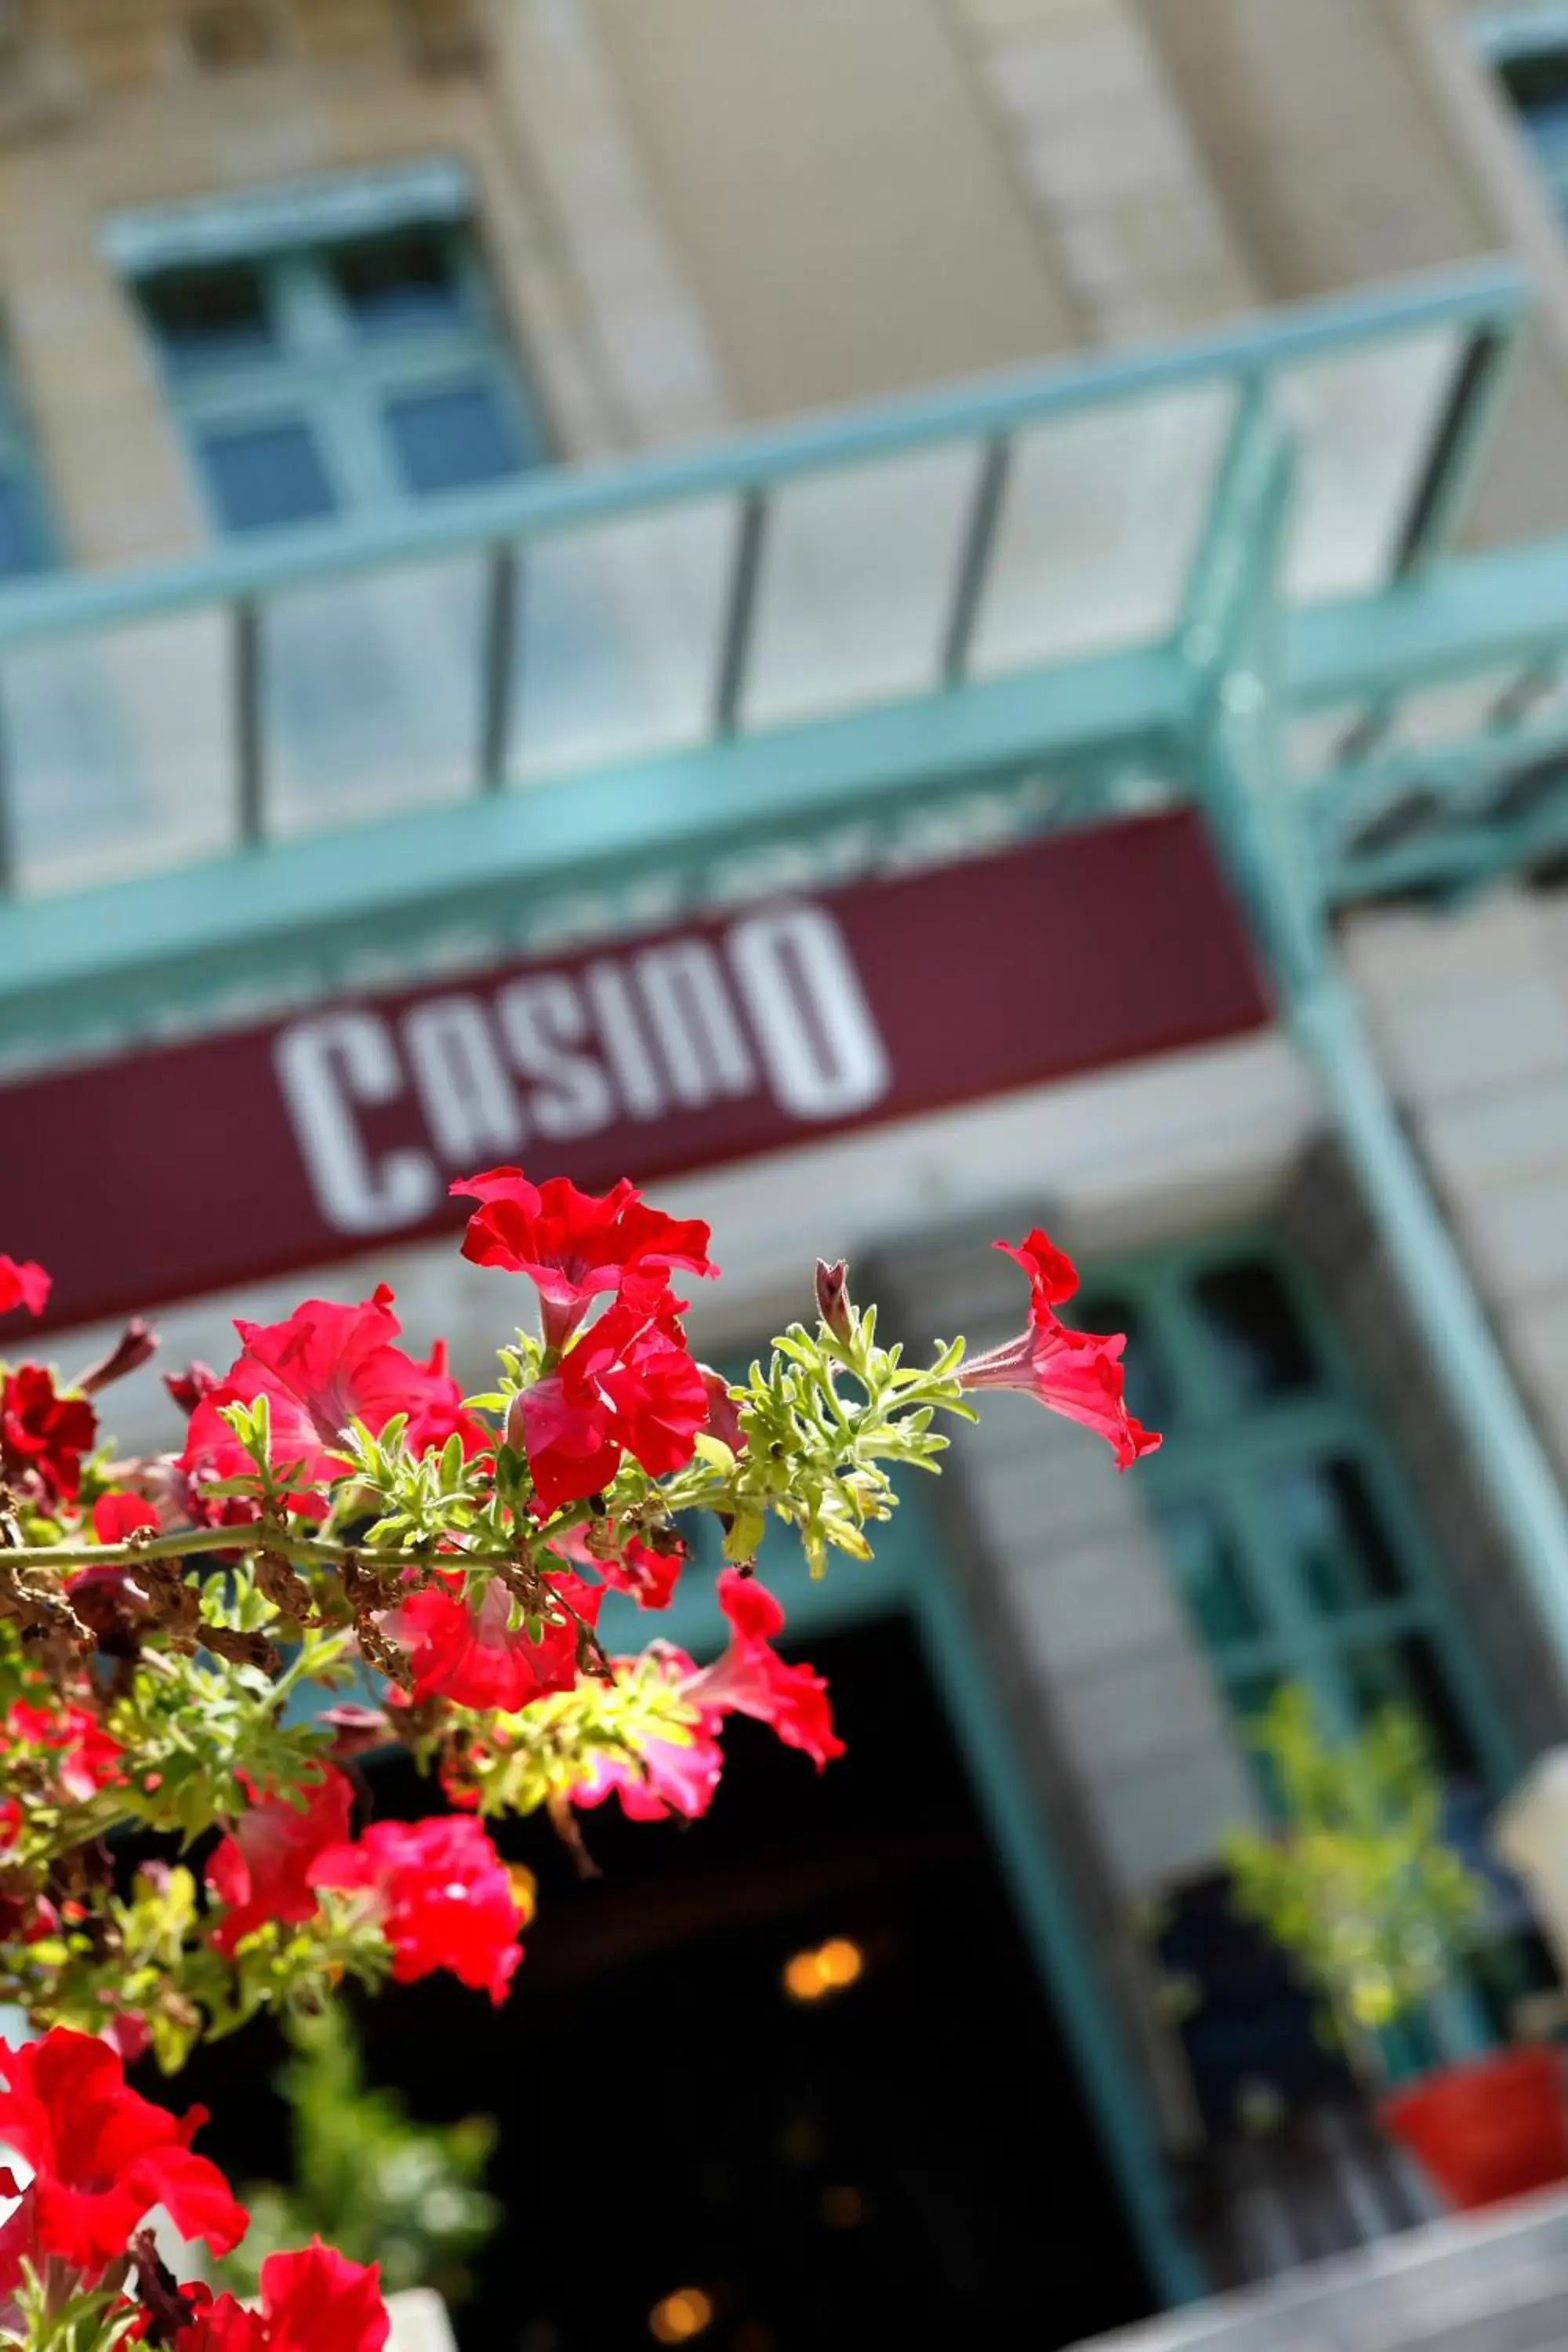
[815,1936,863,1987]
[782,1935,866,2003]
[782,1949,829,2002]
[648,2287,714,2343]
[819,2184,866,2230]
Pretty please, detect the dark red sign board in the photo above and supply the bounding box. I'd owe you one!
[0,810,1268,1332]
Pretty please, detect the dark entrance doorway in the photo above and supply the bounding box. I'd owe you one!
[183,1610,1154,2350]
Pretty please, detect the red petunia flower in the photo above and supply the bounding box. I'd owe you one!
[452,1168,715,1349]
[0,2184,38,2336]
[517,1290,710,1515]
[174,2239,389,2352]
[387,1569,601,1712]
[0,2027,247,2278]
[180,1289,485,1515]
[311,1814,526,2005]
[0,1255,49,1320]
[688,1571,844,1769]
[5,1697,125,1804]
[92,1490,160,1544]
[0,1365,96,1504]
[570,1652,725,1823]
[956,1228,1160,1471]
[163,1361,220,1415]
[996,1226,1081,1308]
[205,1769,356,1956]
[546,1519,685,1611]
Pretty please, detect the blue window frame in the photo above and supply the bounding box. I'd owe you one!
[1073,1236,1516,1799]
[1483,12,1568,217]
[131,216,547,538]
[1076,1235,1548,2056]
[0,352,54,583]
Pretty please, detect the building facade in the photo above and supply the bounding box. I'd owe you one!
[11,0,1568,2339]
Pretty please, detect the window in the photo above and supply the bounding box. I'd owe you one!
[1483,10,1568,216]
[132,215,546,536]
[1073,1242,1516,1807]
[0,352,53,583]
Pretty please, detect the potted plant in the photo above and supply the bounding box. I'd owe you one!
[219,2005,497,2351]
[1224,1686,1568,2212]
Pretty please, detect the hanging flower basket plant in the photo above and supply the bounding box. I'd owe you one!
[0,1186,1158,2347]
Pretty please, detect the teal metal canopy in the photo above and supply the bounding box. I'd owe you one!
[0,258,1554,1052]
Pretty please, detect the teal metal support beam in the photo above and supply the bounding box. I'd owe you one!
[1190,403,1568,1784]
[0,644,1185,1054]
[1291,531,1568,707]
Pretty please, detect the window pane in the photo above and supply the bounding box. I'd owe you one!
[330,229,464,337]
[1266,1457,1406,1616]
[1228,1673,1290,1814]
[1193,1260,1317,1404]
[0,474,45,577]
[1071,1291,1171,1431]
[1343,1632,1479,1781]
[384,382,520,496]
[1160,1500,1263,1650]
[198,420,335,535]
[142,263,273,372]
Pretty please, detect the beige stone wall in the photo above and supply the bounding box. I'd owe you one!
[474,0,732,448]
[0,0,627,565]
[946,0,1258,346]
[580,0,1081,419]
[1134,0,1568,544]
[1345,887,1568,1494]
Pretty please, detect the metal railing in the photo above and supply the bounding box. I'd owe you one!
[0,265,1523,901]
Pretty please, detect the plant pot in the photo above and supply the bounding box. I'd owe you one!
[1380,2045,1568,2211]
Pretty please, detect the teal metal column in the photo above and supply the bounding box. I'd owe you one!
[1191,404,1568,1733]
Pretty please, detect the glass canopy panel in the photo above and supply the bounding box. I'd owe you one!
[3,612,234,891]
[1272,325,1461,601]
[263,557,484,833]
[510,499,732,782]
[1382,666,1527,753]
[965,381,1237,679]
[738,445,981,728]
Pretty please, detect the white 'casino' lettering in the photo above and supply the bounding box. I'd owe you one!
[274,905,892,1235]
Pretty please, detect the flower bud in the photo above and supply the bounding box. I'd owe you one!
[698,1365,746,1454]
[162,1359,218,1414]
[319,1701,391,1759]
[815,1258,853,1341]
[77,1317,158,1396]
